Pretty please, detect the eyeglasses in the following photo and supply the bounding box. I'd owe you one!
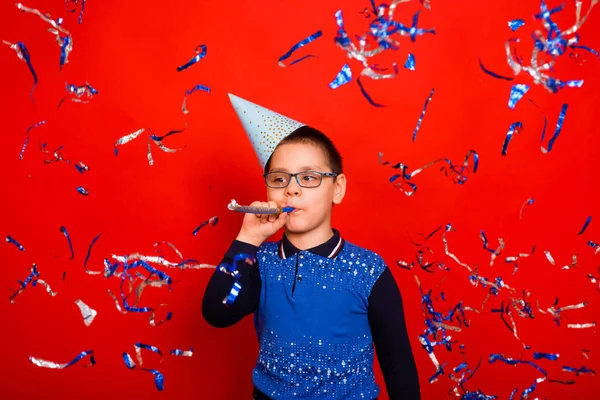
[263,171,338,188]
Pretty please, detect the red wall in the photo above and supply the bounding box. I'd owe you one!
[1,0,599,398]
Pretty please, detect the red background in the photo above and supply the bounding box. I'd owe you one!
[1,0,599,398]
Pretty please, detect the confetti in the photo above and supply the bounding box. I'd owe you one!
[74,162,89,174]
[489,354,547,398]
[479,231,505,266]
[20,120,47,160]
[328,63,352,89]
[508,84,530,109]
[544,250,555,265]
[404,53,415,70]
[115,127,187,165]
[504,247,535,274]
[357,77,385,107]
[499,1,599,93]
[65,0,87,24]
[562,365,596,375]
[181,84,210,114]
[84,233,102,275]
[508,19,526,32]
[192,216,219,235]
[218,253,256,306]
[122,352,136,369]
[332,4,435,105]
[501,122,523,155]
[412,88,434,142]
[2,40,37,100]
[15,3,73,69]
[577,216,592,236]
[10,263,58,303]
[379,149,479,196]
[60,226,75,259]
[170,349,193,357]
[278,30,322,67]
[541,104,568,154]
[533,352,559,361]
[76,186,89,196]
[567,322,596,329]
[58,82,98,108]
[30,350,95,369]
[75,299,97,327]
[478,58,514,81]
[134,342,164,366]
[520,198,535,219]
[123,344,165,391]
[6,235,25,251]
[177,44,207,72]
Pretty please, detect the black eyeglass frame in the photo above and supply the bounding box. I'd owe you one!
[263,170,338,188]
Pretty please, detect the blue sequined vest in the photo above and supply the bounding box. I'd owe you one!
[253,241,387,399]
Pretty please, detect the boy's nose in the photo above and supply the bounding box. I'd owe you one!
[285,179,301,196]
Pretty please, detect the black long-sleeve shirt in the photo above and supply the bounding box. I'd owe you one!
[203,230,420,399]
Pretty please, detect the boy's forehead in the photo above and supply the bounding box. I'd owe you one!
[270,142,327,170]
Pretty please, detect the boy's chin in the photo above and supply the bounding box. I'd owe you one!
[284,220,312,234]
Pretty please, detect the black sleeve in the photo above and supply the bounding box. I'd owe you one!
[202,240,261,328]
[368,268,421,400]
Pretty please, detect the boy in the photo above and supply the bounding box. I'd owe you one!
[202,94,420,399]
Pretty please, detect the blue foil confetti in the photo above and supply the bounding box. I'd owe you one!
[177,44,207,72]
[9,263,58,303]
[142,369,165,391]
[3,40,37,100]
[508,84,530,109]
[328,63,352,89]
[76,186,89,196]
[65,0,87,24]
[192,216,218,236]
[170,348,193,357]
[30,350,95,369]
[501,122,524,155]
[182,84,210,114]
[541,104,568,154]
[59,226,75,259]
[84,233,102,275]
[508,19,526,32]
[533,352,560,361]
[479,58,514,81]
[218,253,257,306]
[520,198,535,220]
[357,77,386,107]
[15,3,73,69]
[577,216,592,236]
[278,30,322,67]
[6,235,25,251]
[19,135,30,160]
[122,352,136,369]
[412,88,435,141]
[404,53,416,70]
[74,161,89,174]
[562,365,596,375]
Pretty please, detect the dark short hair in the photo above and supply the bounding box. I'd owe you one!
[264,126,343,174]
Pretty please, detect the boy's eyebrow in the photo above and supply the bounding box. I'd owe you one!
[270,165,324,173]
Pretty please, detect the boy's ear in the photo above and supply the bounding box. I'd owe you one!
[332,173,346,205]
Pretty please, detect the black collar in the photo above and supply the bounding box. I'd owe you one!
[278,229,344,259]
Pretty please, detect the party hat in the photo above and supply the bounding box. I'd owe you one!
[228,93,305,168]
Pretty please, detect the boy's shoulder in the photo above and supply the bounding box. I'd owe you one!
[340,240,386,266]
[257,241,279,255]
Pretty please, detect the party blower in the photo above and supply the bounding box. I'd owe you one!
[227,199,294,215]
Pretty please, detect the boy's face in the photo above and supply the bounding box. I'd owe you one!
[267,142,346,234]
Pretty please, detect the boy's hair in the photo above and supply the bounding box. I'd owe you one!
[264,126,343,174]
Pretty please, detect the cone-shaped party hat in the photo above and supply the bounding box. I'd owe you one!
[228,93,305,169]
